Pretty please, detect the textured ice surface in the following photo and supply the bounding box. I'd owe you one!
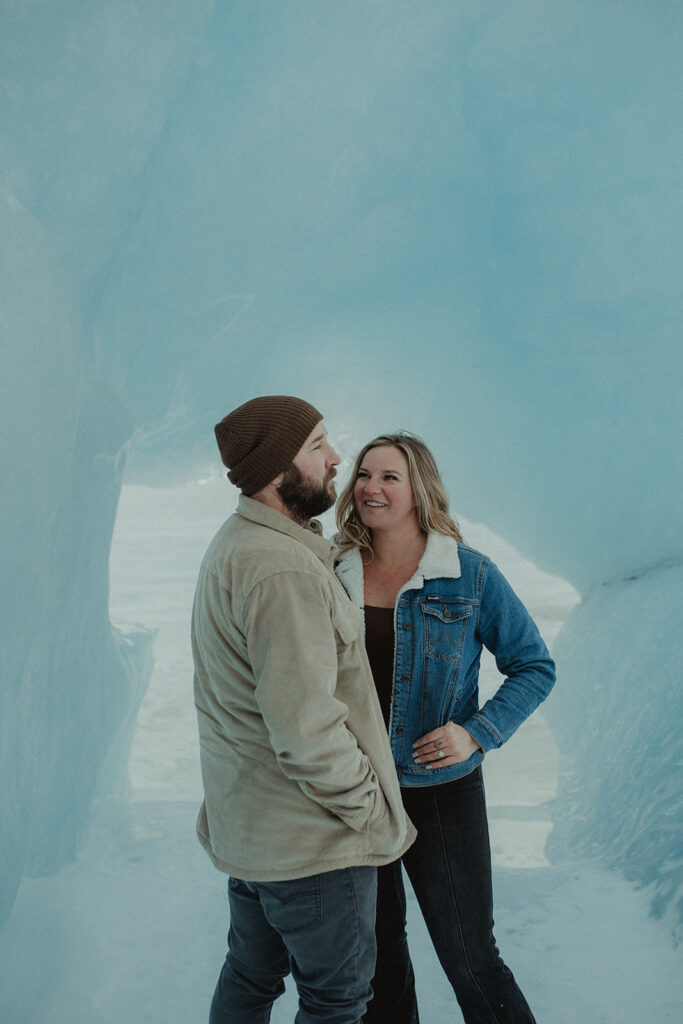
[0,189,150,924]
[547,564,683,935]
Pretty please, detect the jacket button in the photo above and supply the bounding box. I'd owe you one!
[402,622,412,630]
[402,674,410,682]
[397,772,404,781]
[396,725,404,734]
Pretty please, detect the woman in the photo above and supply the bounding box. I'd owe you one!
[334,433,555,1024]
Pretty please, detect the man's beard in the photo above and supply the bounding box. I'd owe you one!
[277,464,337,524]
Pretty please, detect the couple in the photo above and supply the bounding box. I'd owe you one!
[192,395,555,1024]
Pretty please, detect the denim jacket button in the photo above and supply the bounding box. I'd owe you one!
[402,622,412,630]
[396,725,404,734]
[401,674,410,682]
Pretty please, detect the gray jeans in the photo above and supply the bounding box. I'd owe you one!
[209,866,378,1024]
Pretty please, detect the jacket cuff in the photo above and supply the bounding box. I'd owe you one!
[462,713,502,753]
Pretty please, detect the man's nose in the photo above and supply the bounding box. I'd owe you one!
[326,445,341,467]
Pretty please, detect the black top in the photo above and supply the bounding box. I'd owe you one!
[363,605,395,729]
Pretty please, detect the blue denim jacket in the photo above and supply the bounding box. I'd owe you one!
[334,533,556,786]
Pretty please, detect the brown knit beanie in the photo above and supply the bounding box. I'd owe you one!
[214,395,323,495]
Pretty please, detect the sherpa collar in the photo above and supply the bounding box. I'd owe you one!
[333,531,462,610]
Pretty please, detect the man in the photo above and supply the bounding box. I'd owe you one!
[192,395,415,1023]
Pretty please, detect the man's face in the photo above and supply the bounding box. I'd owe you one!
[276,422,340,523]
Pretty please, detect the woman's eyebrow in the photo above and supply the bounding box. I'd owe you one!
[359,465,404,476]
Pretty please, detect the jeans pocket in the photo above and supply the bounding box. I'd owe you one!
[259,875,323,934]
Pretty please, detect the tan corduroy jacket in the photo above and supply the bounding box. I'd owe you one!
[192,495,415,881]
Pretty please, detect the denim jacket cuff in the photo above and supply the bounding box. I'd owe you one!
[461,713,502,753]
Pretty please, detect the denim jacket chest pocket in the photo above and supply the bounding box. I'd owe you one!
[418,600,474,731]
[421,600,473,663]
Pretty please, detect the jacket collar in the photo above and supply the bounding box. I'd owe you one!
[236,494,331,564]
[333,531,461,609]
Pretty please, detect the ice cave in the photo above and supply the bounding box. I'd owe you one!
[1,2,681,1021]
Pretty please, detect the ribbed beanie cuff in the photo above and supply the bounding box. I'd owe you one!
[214,395,323,495]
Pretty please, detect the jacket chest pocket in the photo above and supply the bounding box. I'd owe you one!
[421,602,472,663]
[332,597,363,649]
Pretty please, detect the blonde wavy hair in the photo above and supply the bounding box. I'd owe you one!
[335,432,463,556]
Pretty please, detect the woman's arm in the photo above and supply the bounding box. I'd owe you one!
[463,559,556,753]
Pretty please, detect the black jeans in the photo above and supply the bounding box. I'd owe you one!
[363,767,536,1024]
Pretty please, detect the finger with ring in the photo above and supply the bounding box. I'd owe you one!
[438,749,445,759]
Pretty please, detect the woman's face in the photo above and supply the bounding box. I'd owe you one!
[353,445,418,533]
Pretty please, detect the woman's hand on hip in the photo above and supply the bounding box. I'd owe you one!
[412,722,481,768]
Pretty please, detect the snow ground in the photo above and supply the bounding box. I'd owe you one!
[1,799,680,1024]
[1,478,680,1022]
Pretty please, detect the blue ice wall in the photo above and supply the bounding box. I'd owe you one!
[0,0,213,925]
[0,189,153,924]
[1,1,681,928]
[546,565,683,930]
